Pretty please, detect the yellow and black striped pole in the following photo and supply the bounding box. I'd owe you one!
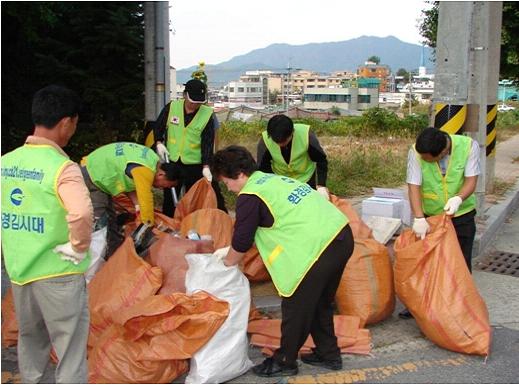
[433,103,467,135]
[486,104,497,157]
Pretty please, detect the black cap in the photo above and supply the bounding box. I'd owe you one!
[184,79,207,103]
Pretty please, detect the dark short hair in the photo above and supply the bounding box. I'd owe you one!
[415,127,448,157]
[160,162,184,181]
[267,114,294,143]
[211,145,257,179]
[31,85,81,128]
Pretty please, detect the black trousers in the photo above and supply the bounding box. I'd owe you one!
[273,225,354,367]
[162,162,227,217]
[451,209,477,273]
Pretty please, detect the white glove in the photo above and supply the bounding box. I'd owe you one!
[156,142,170,162]
[412,217,430,240]
[53,242,87,265]
[213,246,230,261]
[202,166,213,182]
[444,195,463,215]
[317,186,330,201]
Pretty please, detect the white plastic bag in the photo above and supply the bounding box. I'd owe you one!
[185,254,253,384]
[85,226,107,284]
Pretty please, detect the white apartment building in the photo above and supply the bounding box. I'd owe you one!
[303,87,379,111]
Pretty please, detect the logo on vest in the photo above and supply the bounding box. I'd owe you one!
[10,188,24,206]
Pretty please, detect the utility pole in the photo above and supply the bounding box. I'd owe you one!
[144,2,171,121]
[432,2,502,214]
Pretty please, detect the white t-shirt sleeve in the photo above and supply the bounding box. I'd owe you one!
[465,139,481,177]
[406,148,422,186]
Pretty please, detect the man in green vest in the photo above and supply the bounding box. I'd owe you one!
[1,85,93,383]
[81,142,182,258]
[210,145,354,377]
[153,78,227,216]
[257,114,330,199]
[399,126,480,319]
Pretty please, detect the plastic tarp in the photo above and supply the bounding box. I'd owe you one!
[335,238,395,327]
[146,235,214,294]
[394,214,492,355]
[248,315,372,356]
[88,292,229,383]
[84,226,108,284]
[185,254,253,383]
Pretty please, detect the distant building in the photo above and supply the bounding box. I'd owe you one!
[357,61,391,92]
[303,86,378,111]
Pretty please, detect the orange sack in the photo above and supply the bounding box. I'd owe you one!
[1,288,18,348]
[174,178,217,222]
[87,237,163,350]
[88,292,229,384]
[335,238,395,327]
[179,208,233,249]
[393,214,492,355]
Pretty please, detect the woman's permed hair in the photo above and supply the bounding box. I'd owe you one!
[211,145,257,179]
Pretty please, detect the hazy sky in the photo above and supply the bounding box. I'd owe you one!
[169,0,432,70]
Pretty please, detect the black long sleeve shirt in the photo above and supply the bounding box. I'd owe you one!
[153,101,216,165]
[256,130,328,187]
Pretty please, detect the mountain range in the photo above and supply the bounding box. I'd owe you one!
[176,35,434,87]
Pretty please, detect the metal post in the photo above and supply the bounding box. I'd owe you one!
[433,2,502,214]
[154,1,170,118]
[144,2,156,122]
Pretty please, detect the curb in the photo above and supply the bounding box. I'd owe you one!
[473,179,519,258]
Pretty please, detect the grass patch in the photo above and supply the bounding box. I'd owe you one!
[489,177,515,197]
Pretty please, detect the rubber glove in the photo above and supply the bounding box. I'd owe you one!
[444,196,462,215]
[202,166,213,182]
[53,242,87,265]
[213,246,230,261]
[412,217,430,240]
[156,142,170,163]
[317,186,330,201]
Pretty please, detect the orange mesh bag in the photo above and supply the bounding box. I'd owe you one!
[174,178,217,222]
[335,238,395,327]
[248,315,371,356]
[1,288,18,348]
[88,292,229,383]
[87,237,163,350]
[179,208,233,249]
[330,194,373,239]
[394,214,492,355]
[146,235,214,295]
[241,244,271,282]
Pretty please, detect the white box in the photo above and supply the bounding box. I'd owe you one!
[361,188,412,226]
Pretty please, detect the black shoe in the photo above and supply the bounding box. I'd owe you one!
[301,353,343,371]
[252,357,298,377]
[398,308,414,319]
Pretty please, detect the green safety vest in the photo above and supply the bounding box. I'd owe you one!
[166,99,213,164]
[417,134,476,217]
[1,144,91,285]
[240,171,348,297]
[262,124,316,183]
[86,142,159,196]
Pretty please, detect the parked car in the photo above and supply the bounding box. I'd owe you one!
[497,104,516,112]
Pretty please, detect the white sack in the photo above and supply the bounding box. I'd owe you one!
[85,226,107,284]
[185,254,253,384]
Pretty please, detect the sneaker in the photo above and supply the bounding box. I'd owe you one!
[252,357,298,377]
[398,308,414,319]
[301,353,343,370]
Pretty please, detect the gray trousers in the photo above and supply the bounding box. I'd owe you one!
[11,274,90,384]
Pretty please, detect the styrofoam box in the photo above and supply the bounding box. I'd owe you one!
[362,197,403,219]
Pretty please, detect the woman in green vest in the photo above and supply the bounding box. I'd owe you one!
[257,114,330,199]
[211,145,354,377]
[399,126,480,319]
